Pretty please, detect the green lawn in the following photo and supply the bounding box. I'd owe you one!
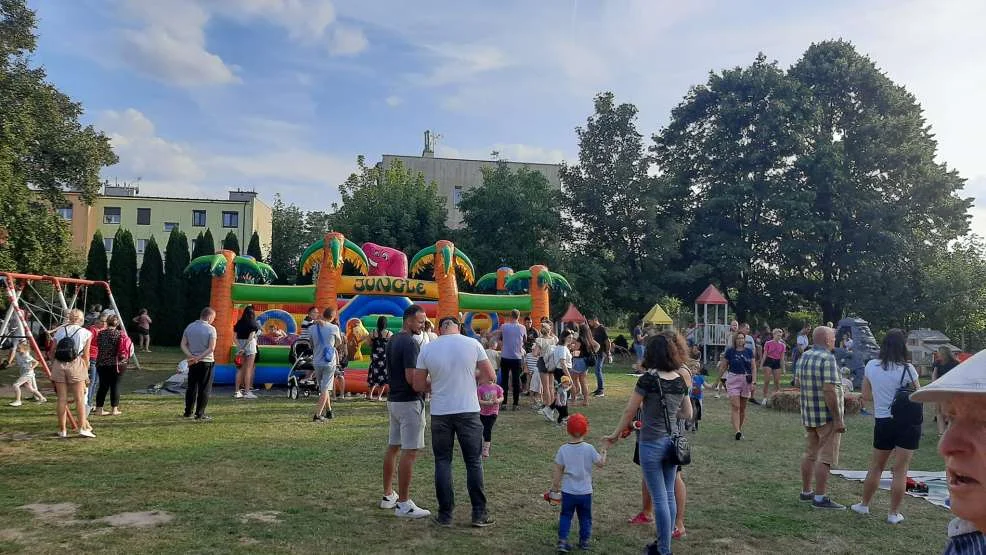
[0,347,953,554]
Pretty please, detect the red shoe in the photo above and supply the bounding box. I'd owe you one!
[628,512,654,525]
[672,527,686,540]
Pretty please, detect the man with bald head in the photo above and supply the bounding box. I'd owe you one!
[795,326,846,510]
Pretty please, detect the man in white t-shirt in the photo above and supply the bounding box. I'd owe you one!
[413,316,496,528]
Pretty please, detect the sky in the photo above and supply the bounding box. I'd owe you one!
[26,0,986,235]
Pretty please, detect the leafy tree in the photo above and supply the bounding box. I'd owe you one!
[331,157,449,257]
[456,162,565,273]
[653,54,807,322]
[84,230,108,307]
[269,194,308,284]
[0,1,115,276]
[560,92,681,317]
[158,228,190,345]
[186,229,214,323]
[916,237,986,351]
[786,40,971,322]
[222,230,240,255]
[136,236,163,328]
[246,231,263,261]
[108,228,137,322]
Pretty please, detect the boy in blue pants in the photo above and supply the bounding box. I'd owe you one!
[550,413,607,552]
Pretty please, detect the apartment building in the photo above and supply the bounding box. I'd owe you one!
[62,185,272,263]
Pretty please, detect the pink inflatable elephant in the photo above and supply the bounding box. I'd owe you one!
[362,242,408,278]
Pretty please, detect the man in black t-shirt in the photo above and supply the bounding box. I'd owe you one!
[589,316,611,397]
[379,305,431,519]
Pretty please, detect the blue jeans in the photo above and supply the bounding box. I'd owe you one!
[634,343,645,363]
[639,437,677,555]
[559,492,592,544]
[431,412,488,520]
[593,355,605,391]
[86,361,98,407]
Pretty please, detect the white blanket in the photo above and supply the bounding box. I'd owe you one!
[831,470,950,509]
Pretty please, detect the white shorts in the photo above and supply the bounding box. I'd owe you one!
[14,373,37,389]
[388,400,427,450]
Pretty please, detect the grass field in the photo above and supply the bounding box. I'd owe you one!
[0,347,954,554]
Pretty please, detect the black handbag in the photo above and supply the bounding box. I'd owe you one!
[890,364,923,425]
[656,375,691,466]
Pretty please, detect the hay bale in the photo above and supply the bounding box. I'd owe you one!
[766,390,863,416]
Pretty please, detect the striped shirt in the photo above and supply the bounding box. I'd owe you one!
[944,519,986,555]
[795,346,843,428]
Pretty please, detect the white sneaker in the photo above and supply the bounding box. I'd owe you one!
[887,513,904,524]
[9,401,22,407]
[395,499,431,519]
[56,431,67,438]
[850,503,870,515]
[234,390,244,399]
[78,428,96,438]
[541,407,554,422]
[244,391,258,399]
[379,492,398,509]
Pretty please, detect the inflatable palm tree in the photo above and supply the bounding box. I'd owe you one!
[409,240,475,319]
[299,232,369,312]
[504,266,571,323]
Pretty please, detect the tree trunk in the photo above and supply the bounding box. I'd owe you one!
[435,240,460,319]
[210,250,236,363]
[529,265,549,323]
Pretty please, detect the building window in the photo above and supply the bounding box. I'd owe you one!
[57,206,73,221]
[136,208,151,225]
[103,207,121,224]
[163,222,179,232]
[136,238,148,254]
[103,237,114,252]
[192,210,207,227]
[222,211,239,228]
[453,186,463,206]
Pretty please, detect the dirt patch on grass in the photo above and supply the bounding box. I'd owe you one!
[98,511,174,528]
[19,502,80,524]
[0,431,34,441]
[240,510,282,524]
[0,528,37,543]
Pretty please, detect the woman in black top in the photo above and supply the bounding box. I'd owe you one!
[95,315,130,416]
[233,306,262,399]
[367,316,392,401]
[932,346,959,435]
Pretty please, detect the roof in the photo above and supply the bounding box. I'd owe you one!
[642,303,673,325]
[908,329,952,342]
[559,303,586,323]
[695,284,728,305]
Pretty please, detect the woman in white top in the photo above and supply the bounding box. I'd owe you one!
[532,323,559,408]
[48,308,95,438]
[851,329,921,524]
[538,331,575,420]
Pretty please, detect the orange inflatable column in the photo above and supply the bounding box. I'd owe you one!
[315,232,345,314]
[210,249,236,363]
[435,239,460,320]
[496,267,513,294]
[529,264,549,324]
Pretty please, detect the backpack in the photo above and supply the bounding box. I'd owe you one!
[54,327,82,363]
[890,363,923,425]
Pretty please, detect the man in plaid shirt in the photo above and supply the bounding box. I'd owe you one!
[795,326,846,510]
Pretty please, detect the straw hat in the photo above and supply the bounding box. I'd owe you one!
[911,349,986,402]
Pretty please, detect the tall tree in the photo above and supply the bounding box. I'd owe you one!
[0,1,116,276]
[456,162,565,273]
[787,40,971,322]
[331,157,449,257]
[917,237,986,351]
[269,194,308,284]
[84,230,108,308]
[653,54,807,321]
[560,92,681,317]
[246,231,263,261]
[222,230,240,255]
[136,236,163,326]
[158,228,190,345]
[187,229,214,323]
[108,228,137,321]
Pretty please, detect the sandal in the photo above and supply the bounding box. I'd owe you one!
[628,512,653,525]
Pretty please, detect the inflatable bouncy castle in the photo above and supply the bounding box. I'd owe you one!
[184,233,570,392]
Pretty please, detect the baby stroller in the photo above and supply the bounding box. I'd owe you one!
[286,339,319,400]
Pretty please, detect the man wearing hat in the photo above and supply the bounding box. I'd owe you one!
[911,351,986,553]
[413,315,496,528]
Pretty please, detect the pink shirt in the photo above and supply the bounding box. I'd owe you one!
[764,339,786,360]
[477,383,504,416]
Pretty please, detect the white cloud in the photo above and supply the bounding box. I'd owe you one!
[114,0,366,87]
[329,26,368,56]
[384,95,403,107]
[97,108,205,182]
[410,44,510,87]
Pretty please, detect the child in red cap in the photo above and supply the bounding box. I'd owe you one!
[550,412,607,552]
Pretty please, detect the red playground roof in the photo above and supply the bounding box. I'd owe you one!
[559,303,587,323]
[695,284,728,305]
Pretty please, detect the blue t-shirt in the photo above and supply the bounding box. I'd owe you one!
[690,375,705,400]
[500,322,526,360]
[724,347,754,375]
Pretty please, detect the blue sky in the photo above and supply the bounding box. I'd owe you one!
[28,0,986,235]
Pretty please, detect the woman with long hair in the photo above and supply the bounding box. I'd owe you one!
[94,314,132,416]
[48,308,95,438]
[931,346,959,435]
[570,323,598,407]
[851,329,921,524]
[604,333,692,555]
[718,331,755,440]
[367,315,392,401]
[233,306,261,399]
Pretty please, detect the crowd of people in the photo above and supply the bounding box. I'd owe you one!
[3,304,983,555]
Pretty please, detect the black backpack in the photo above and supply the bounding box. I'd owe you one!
[53,328,82,363]
[890,364,923,425]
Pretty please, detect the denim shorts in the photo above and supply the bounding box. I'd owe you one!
[572,358,588,374]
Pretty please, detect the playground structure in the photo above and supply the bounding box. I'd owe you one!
[186,233,570,392]
[693,284,731,365]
